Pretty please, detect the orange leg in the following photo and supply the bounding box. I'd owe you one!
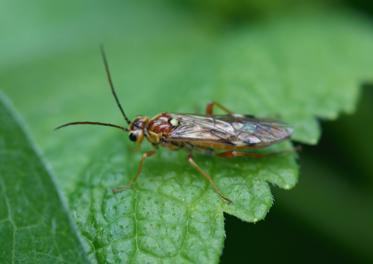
[112,150,157,193]
[217,147,301,159]
[187,154,232,204]
[217,151,270,158]
[206,101,234,115]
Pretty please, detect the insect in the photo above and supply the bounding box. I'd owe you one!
[56,47,293,204]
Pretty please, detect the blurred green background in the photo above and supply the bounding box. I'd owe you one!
[1,0,373,263]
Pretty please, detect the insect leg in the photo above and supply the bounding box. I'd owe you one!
[206,101,234,115]
[112,150,157,193]
[217,151,270,158]
[187,154,232,204]
[217,146,301,158]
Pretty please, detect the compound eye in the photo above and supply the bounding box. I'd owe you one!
[129,133,137,142]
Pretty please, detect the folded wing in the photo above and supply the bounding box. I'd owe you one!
[167,114,293,148]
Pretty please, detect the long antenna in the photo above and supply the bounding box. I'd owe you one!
[100,45,131,125]
[55,121,128,131]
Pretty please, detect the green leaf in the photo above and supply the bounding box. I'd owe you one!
[0,93,88,263]
[69,136,295,263]
[1,1,373,263]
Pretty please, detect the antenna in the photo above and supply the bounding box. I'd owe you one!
[100,45,131,125]
[55,121,128,131]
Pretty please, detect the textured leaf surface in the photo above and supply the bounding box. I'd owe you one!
[1,1,373,263]
[70,137,295,263]
[0,94,88,263]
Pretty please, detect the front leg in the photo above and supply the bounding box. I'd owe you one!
[112,150,157,193]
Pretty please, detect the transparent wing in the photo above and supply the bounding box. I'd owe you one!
[167,114,293,147]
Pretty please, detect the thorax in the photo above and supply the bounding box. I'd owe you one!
[145,113,178,147]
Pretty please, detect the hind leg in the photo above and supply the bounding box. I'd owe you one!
[205,101,234,115]
[217,146,301,158]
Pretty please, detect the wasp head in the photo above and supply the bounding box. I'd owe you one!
[128,116,149,144]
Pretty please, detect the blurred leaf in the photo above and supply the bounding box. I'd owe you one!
[174,0,329,20]
[1,1,373,263]
[323,85,373,188]
[276,154,373,262]
[0,93,88,263]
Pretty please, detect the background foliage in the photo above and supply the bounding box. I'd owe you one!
[0,94,87,263]
[1,0,373,263]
